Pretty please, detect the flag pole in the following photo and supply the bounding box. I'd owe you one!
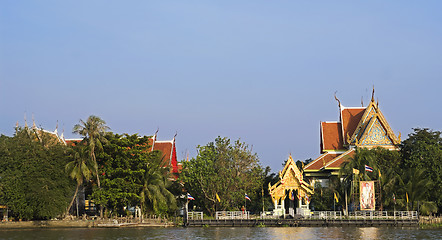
[262,187,264,216]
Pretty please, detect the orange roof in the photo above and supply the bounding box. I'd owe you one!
[324,149,355,169]
[341,107,365,145]
[65,139,83,146]
[153,141,173,166]
[304,153,340,171]
[321,122,344,152]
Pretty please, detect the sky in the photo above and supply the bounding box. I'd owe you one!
[1,1,441,172]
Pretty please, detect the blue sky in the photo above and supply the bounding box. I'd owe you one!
[1,1,441,172]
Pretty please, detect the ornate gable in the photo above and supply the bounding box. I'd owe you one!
[269,155,313,204]
[280,155,303,184]
[348,99,400,149]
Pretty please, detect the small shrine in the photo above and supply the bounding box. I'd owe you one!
[268,155,313,217]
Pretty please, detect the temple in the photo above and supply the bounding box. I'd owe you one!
[268,155,314,217]
[303,91,401,184]
[18,119,180,178]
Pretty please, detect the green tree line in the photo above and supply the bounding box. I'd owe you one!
[0,116,179,220]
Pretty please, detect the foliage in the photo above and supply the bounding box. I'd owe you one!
[310,182,333,211]
[92,133,176,216]
[400,128,442,213]
[395,168,437,215]
[65,146,93,216]
[180,137,264,215]
[0,129,73,220]
[73,115,109,217]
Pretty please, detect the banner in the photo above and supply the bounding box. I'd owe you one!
[360,181,375,211]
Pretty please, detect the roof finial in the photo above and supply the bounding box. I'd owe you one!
[54,120,58,135]
[32,113,36,129]
[361,96,364,107]
[154,127,159,138]
[334,91,341,108]
[371,85,375,102]
[24,112,28,128]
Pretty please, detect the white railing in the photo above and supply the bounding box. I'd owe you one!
[289,208,295,218]
[310,211,342,219]
[216,211,249,219]
[393,211,418,219]
[350,211,388,219]
[187,211,203,220]
[309,211,418,220]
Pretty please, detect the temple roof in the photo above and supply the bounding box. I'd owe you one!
[306,93,400,173]
[320,121,344,153]
[323,149,355,169]
[340,107,365,145]
[153,140,174,165]
[304,153,340,171]
[269,155,314,203]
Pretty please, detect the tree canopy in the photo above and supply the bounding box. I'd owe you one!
[0,129,73,220]
[180,137,264,215]
[92,133,176,217]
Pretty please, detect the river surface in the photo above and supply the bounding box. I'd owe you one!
[0,227,440,240]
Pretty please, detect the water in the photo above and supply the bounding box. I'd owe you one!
[0,227,440,240]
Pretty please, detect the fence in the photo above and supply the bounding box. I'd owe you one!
[310,211,342,219]
[310,211,418,220]
[216,211,249,220]
[187,211,203,220]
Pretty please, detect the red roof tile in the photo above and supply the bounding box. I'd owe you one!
[304,153,340,171]
[321,122,344,152]
[65,139,83,146]
[153,141,173,167]
[325,149,355,168]
[341,108,365,144]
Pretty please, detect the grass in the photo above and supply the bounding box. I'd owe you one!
[420,222,442,229]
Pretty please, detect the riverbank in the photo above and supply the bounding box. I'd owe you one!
[0,219,175,229]
[419,216,442,229]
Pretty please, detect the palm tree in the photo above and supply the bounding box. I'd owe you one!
[73,115,109,217]
[340,148,378,181]
[140,152,176,216]
[397,168,437,215]
[65,147,92,217]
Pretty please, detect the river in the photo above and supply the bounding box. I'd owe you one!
[0,227,440,239]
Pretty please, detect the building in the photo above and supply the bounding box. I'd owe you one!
[18,118,181,177]
[303,91,401,186]
[268,155,314,217]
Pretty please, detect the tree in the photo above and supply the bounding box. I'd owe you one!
[0,129,73,220]
[140,150,176,215]
[73,115,109,217]
[92,133,176,217]
[396,168,437,215]
[340,148,378,181]
[65,146,92,217]
[400,128,442,212]
[180,137,264,215]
